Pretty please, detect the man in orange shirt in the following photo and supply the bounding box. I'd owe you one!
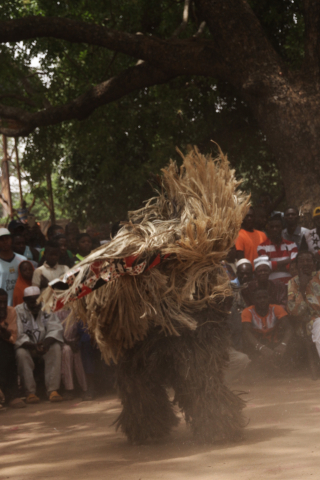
[235,207,267,264]
[242,289,292,368]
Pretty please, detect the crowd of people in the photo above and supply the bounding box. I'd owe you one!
[224,201,320,383]
[0,220,116,410]
[1,197,320,411]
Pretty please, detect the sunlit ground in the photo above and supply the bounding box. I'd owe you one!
[1,376,320,480]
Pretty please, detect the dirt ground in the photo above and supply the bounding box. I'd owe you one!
[1,375,320,480]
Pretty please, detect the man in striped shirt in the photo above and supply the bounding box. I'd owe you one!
[257,215,298,285]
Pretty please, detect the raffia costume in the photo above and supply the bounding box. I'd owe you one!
[41,147,249,443]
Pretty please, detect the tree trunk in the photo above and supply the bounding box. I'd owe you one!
[242,76,320,223]
[1,135,13,219]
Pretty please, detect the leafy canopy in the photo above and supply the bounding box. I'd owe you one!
[0,0,305,224]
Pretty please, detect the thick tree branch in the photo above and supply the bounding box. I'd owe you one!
[303,0,320,77]
[0,4,284,136]
[0,63,176,136]
[172,0,191,37]
[0,13,278,79]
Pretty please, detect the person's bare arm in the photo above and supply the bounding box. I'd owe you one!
[242,323,273,358]
[274,316,292,356]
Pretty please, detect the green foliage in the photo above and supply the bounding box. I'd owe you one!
[0,0,305,224]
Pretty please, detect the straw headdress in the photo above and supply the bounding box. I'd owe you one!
[41,146,250,362]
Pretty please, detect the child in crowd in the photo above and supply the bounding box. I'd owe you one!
[75,234,93,263]
[32,241,69,292]
[13,261,34,307]
[53,234,75,268]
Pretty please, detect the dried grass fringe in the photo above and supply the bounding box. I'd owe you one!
[41,146,250,363]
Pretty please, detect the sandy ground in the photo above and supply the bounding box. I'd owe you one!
[1,375,320,480]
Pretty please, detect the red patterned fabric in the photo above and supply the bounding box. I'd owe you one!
[49,253,170,312]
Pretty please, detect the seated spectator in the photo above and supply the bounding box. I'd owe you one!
[60,319,88,400]
[15,286,64,403]
[12,233,38,267]
[287,251,320,354]
[305,207,320,262]
[77,321,100,400]
[225,259,253,383]
[257,215,298,285]
[228,259,253,350]
[242,289,292,368]
[0,289,25,409]
[32,241,69,292]
[282,206,310,249]
[235,207,267,264]
[53,234,75,268]
[231,258,253,287]
[13,261,34,307]
[75,234,93,263]
[242,256,287,307]
[0,228,26,306]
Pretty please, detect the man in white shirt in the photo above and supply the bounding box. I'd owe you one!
[0,228,26,306]
[15,286,64,403]
[32,241,69,291]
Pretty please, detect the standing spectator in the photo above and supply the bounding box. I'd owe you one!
[38,224,65,263]
[242,256,287,307]
[0,228,26,306]
[15,286,64,403]
[242,289,292,367]
[305,206,320,260]
[282,206,310,249]
[13,261,34,307]
[235,207,267,264]
[65,222,80,255]
[0,288,25,409]
[32,241,69,292]
[257,215,298,285]
[12,233,38,267]
[75,234,93,263]
[53,234,75,268]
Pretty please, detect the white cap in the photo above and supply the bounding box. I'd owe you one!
[0,228,11,237]
[24,286,41,297]
[254,255,271,270]
[236,258,252,269]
